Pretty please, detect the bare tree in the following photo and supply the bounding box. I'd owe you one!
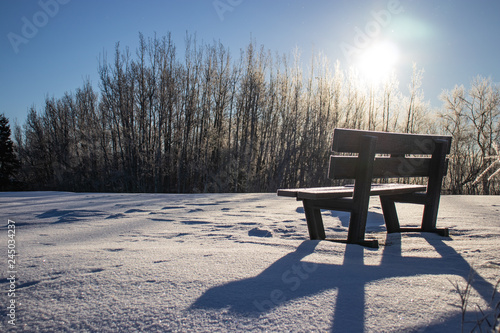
[440,77,500,194]
[405,62,425,133]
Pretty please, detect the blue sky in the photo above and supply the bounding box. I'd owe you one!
[1,0,499,124]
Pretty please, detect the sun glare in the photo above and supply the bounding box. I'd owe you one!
[356,41,400,84]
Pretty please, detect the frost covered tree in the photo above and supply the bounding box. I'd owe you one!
[13,32,497,194]
[404,63,427,133]
[440,76,500,194]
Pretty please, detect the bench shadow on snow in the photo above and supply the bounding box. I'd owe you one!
[296,206,387,232]
[190,233,498,332]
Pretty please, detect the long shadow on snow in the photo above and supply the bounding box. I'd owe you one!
[190,235,498,332]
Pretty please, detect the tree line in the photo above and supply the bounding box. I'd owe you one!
[3,33,499,194]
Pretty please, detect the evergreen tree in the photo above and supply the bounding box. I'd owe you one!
[0,114,20,190]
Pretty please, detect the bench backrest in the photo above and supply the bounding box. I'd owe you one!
[329,128,452,179]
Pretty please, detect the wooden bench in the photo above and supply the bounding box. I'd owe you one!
[277,128,452,248]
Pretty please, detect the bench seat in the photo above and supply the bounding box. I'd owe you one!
[277,184,427,200]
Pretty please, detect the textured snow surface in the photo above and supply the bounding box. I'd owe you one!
[0,192,499,332]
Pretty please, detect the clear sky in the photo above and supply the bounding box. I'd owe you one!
[1,0,499,124]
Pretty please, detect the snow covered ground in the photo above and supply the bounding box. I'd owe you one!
[0,192,499,332]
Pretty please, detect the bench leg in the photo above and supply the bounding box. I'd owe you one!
[421,139,448,235]
[422,197,440,231]
[347,201,370,244]
[302,200,326,240]
[422,200,449,237]
[380,196,400,233]
[381,195,449,237]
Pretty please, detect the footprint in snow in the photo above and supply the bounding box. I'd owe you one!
[124,209,147,214]
[248,227,273,238]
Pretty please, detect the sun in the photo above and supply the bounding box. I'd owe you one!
[356,41,400,84]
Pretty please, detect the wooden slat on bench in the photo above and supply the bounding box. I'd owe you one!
[329,156,433,179]
[332,128,452,155]
[277,188,304,197]
[277,185,356,198]
[277,184,427,200]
